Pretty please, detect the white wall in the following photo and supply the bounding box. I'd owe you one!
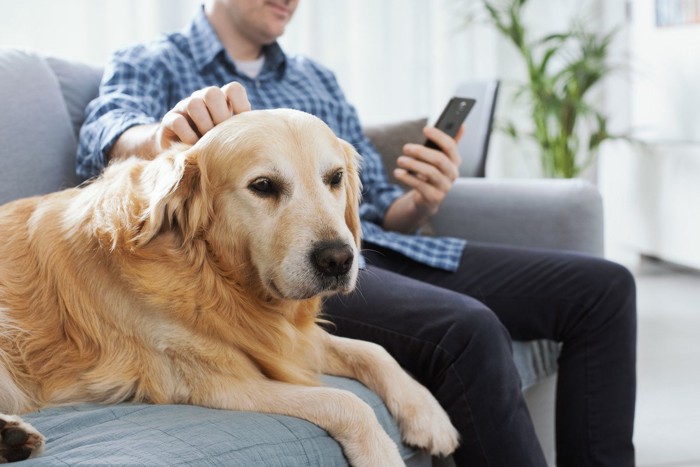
[628,1,700,143]
[599,0,700,267]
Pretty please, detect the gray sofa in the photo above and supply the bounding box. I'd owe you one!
[0,48,604,466]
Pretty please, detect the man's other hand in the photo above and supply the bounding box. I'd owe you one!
[392,124,465,219]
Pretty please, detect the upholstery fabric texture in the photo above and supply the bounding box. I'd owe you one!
[21,376,426,466]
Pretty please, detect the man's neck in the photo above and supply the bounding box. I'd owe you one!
[205,4,263,61]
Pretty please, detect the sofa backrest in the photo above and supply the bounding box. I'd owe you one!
[0,48,101,205]
[45,56,103,142]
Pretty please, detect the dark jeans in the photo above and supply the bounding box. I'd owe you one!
[322,241,636,467]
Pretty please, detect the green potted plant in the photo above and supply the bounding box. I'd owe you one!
[463,0,622,178]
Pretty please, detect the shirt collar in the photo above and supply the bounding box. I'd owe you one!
[186,7,225,71]
[260,42,287,79]
[185,6,287,78]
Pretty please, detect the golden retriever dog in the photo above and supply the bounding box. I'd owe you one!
[0,109,459,465]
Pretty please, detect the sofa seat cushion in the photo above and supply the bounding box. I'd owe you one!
[21,376,430,466]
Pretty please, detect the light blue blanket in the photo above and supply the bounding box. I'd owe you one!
[21,376,428,466]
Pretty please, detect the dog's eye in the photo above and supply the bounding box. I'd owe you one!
[249,178,278,197]
[329,170,343,188]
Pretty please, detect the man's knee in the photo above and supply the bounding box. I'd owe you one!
[580,256,635,296]
[575,257,637,336]
[427,297,522,395]
[434,297,514,367]
[588,258,636,309]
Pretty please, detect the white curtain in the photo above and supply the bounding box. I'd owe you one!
[0,0,199,66]
[281,0,502,125]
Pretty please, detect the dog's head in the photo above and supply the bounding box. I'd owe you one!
[136,109,362,300]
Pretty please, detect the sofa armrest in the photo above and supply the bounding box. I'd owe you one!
[431,178,604,257]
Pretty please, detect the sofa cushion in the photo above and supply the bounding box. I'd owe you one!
[0,49,80,205]
[21,376,429,466]
[46,56,102,140]
[364,118,428,189]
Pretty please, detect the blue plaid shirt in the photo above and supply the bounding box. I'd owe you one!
[78,8,466,271]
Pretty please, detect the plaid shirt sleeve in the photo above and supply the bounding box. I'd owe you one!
[77,46,171,180]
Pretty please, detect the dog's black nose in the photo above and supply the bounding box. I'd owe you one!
[311,241,354,277]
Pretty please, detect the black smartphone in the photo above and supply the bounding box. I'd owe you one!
[424,97,477,149]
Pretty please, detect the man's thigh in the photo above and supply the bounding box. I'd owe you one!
[361,241,631,342]
[321,265,510,382]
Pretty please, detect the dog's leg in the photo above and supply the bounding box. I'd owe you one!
[0,414,44,462]
[199,380,404,467]
[321,334,460,457]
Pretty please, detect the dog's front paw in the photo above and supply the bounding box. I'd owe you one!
[341,425,405,467]
[0,414,45,462]
[392,383,460,457]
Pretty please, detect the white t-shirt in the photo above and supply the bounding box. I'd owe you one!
[234,56,265,79]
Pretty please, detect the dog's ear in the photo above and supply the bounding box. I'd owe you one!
[338,139,362,248]
[136,146,211,246]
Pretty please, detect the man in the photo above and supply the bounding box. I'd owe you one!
[78,1,637,466]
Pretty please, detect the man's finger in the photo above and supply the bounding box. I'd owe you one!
[393,168,444,208]
[162,112,199,146]
[200,86,231,124]
[454,124,466,144]
[402,145,460,183]
[222,82,252,114]
[186,97,215,136]
[423,126,462,166]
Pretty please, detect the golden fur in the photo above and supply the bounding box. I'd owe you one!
[0,109,458,465]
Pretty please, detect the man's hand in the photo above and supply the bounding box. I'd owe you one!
[108,82,251,163]
[384,125,465,234]
[158,82,252,149]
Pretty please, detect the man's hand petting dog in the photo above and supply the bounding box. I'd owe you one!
[158,81,251,149]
